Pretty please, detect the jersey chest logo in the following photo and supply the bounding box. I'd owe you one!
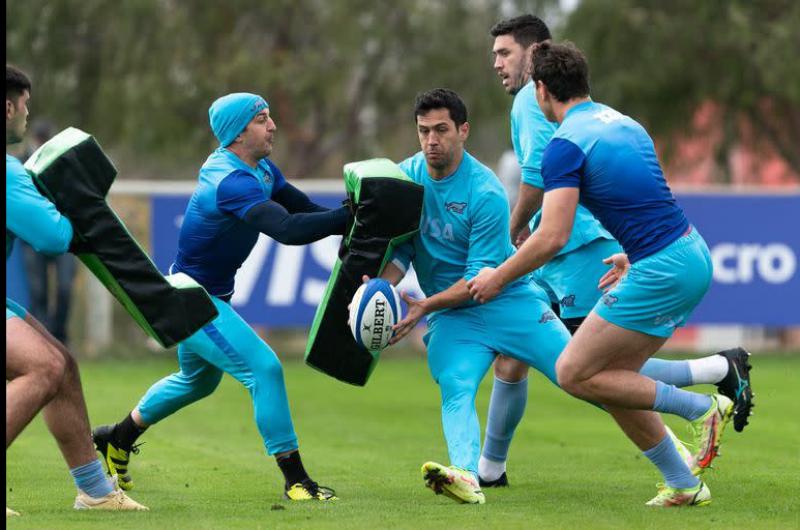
[421,215,455,242]
[444,201,467,214]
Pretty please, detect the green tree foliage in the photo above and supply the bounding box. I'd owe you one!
[564,0,800,174]
[7,0,556,177]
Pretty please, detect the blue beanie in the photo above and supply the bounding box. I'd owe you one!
[208,93,269,147]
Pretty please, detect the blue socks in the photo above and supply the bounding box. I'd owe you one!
[70,459,113,498]
[640,358,693,387]
[643,434,699,489]
[652,381,713,421]
[481,377,528,463]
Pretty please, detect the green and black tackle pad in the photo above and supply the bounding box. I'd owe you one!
[23,127,218,348]
[305,158,423,386]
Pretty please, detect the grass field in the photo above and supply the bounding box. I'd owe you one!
[6,351,800,529]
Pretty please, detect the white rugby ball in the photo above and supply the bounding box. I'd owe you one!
[349,279,402,352]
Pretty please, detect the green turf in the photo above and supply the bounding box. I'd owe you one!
[6,352,800,529]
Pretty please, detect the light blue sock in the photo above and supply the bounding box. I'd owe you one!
[643,434,700,489]
[481,377,528,462]
[640,358,693,388]
[652,381,713,421]
[70,459,113,498]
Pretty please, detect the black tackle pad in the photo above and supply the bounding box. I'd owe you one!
[305,159,423,386]
[23,127,218,348]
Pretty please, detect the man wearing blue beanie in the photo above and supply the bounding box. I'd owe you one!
[94,92,349,502]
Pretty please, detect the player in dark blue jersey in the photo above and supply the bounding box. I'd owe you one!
[468,43,748,507]
[93,93,347,502]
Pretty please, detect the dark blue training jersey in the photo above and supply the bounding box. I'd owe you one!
[171,148,286,297]
[542,101,688,263]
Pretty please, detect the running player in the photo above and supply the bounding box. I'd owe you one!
[479,14,752,488]
[469,42,740,506]
[92,93,347,502]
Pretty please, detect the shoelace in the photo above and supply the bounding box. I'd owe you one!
[301,480,335,498]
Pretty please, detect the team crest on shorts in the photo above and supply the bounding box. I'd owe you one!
[560,294,576,307]
[602,293,618,307]
[539,310,557,323]
[444,201,467,214]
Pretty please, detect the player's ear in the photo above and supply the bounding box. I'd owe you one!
[459,121,470,141]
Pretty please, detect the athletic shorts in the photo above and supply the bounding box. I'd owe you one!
[6,297,27,320]
[532,237,623,319]
[425,281,571,386]
[594,227,712,338]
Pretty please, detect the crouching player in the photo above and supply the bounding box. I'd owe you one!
[6,64,147,514]
[93,93,348,502]
[469,42,740,506]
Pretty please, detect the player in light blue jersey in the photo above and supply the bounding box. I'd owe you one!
[469,42,749,506]
[375,88,573,505]
[6,64,147,514]
[92,92,346,502]
[478,15,752,488]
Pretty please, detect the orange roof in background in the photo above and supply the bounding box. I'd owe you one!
[660,101,799,187]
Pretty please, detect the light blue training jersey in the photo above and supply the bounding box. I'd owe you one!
[542,101,689,263]
[391,151,532,309]
[511,81,613,255]
[6,153,73,260]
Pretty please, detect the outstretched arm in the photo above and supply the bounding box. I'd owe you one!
[217,169,347,245]
[241,201,348,245]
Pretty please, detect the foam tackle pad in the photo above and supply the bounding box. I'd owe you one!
[24,127,218,348]
[305,158,423,386]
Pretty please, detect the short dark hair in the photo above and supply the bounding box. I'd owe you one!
[7,64,32,100]
[490,15,551,48]
[531,41,590,102]
[414,88,468,127]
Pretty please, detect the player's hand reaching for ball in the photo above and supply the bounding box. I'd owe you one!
[598,253,630,292]
[390,292,428,345]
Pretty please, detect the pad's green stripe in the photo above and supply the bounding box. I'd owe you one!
[344,158,411,204]
[79,254,161,344]
[304,259,343,360]
[23,127,95,176]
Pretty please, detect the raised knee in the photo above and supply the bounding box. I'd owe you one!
[555,357,582,397]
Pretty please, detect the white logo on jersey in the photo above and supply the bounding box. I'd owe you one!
[593,109,625,124]
[421,215,455,241]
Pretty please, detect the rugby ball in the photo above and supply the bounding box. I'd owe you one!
[349,279,402,352]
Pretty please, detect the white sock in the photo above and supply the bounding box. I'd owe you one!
[687,355,729,385]
[478,455,506,482]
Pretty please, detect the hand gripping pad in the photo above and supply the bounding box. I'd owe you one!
[304,159,423,385]
[24,128,218,348]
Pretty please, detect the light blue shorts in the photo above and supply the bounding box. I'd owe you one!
[533,237,623,319]
[594,228,712,338]
[425,281,571,386]
[6,297,27,320]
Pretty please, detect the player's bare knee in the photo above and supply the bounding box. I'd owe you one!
[33,346,67,399]
[493,356,528,382]
[555,356,584,397]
